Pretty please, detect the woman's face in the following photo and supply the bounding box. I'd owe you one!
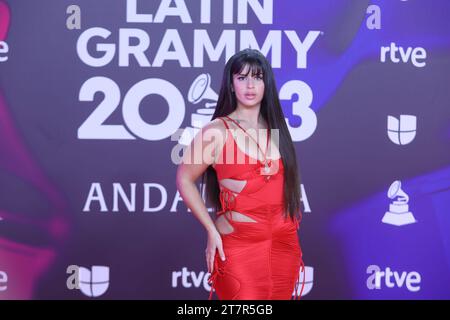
[232,64,265,109]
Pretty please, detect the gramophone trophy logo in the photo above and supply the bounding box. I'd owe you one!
[178,73,218,146]
[382,180,416,226]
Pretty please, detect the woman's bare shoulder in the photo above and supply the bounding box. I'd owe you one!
[201,118,228,163]
[202,117,228,136]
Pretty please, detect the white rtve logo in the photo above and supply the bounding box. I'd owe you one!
[172,266,314,297]
[366,265,421,292]
[380,42,427,68]
[67,265,110,297]
[172,267,211,291]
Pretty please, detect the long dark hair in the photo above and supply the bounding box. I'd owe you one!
[202,48,302,222]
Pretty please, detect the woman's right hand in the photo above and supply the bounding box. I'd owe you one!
[206,229,226,274]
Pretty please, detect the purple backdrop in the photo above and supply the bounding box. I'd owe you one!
[0,0,449,299]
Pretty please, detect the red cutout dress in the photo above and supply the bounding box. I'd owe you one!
[208,116,305,300]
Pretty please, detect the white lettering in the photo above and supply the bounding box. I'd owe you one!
[380,42,427,68]
[367,265,421,292]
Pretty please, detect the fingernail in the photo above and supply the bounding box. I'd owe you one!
[222,257,226,261]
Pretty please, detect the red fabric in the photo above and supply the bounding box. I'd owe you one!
[208,117,305,300]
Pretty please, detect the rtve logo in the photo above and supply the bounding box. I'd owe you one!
[172,267,211,291]
[366,4,427,68]
[380,42,427,68]
[366,265,421,292]
[172,266,314,297]
[0,270,7,292]
[66,265,110,297]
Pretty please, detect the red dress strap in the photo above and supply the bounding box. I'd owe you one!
[223,115,270,164]
[216,188,236,218]
[293,259,306,300]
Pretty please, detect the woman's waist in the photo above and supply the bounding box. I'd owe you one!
[229,198,284,214]
[217,182,284,216]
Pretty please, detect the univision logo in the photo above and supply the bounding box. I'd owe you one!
[387,115,417,145]
[66,265,110,298]
[293,266,314,297]
[0,270,7,292]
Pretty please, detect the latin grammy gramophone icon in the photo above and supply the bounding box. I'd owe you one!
[382,180,417,226]
[178,73,218,146]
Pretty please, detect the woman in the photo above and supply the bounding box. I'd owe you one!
[176,48,305,300]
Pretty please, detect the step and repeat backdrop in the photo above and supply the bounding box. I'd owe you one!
[0,0,449,299]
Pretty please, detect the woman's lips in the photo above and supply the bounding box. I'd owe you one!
[245,94,256,99]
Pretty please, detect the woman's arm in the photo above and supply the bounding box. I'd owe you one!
[176,120,228,272]
[175,119,226,233]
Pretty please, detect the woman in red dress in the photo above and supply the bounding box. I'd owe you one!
[176,48,305,300]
